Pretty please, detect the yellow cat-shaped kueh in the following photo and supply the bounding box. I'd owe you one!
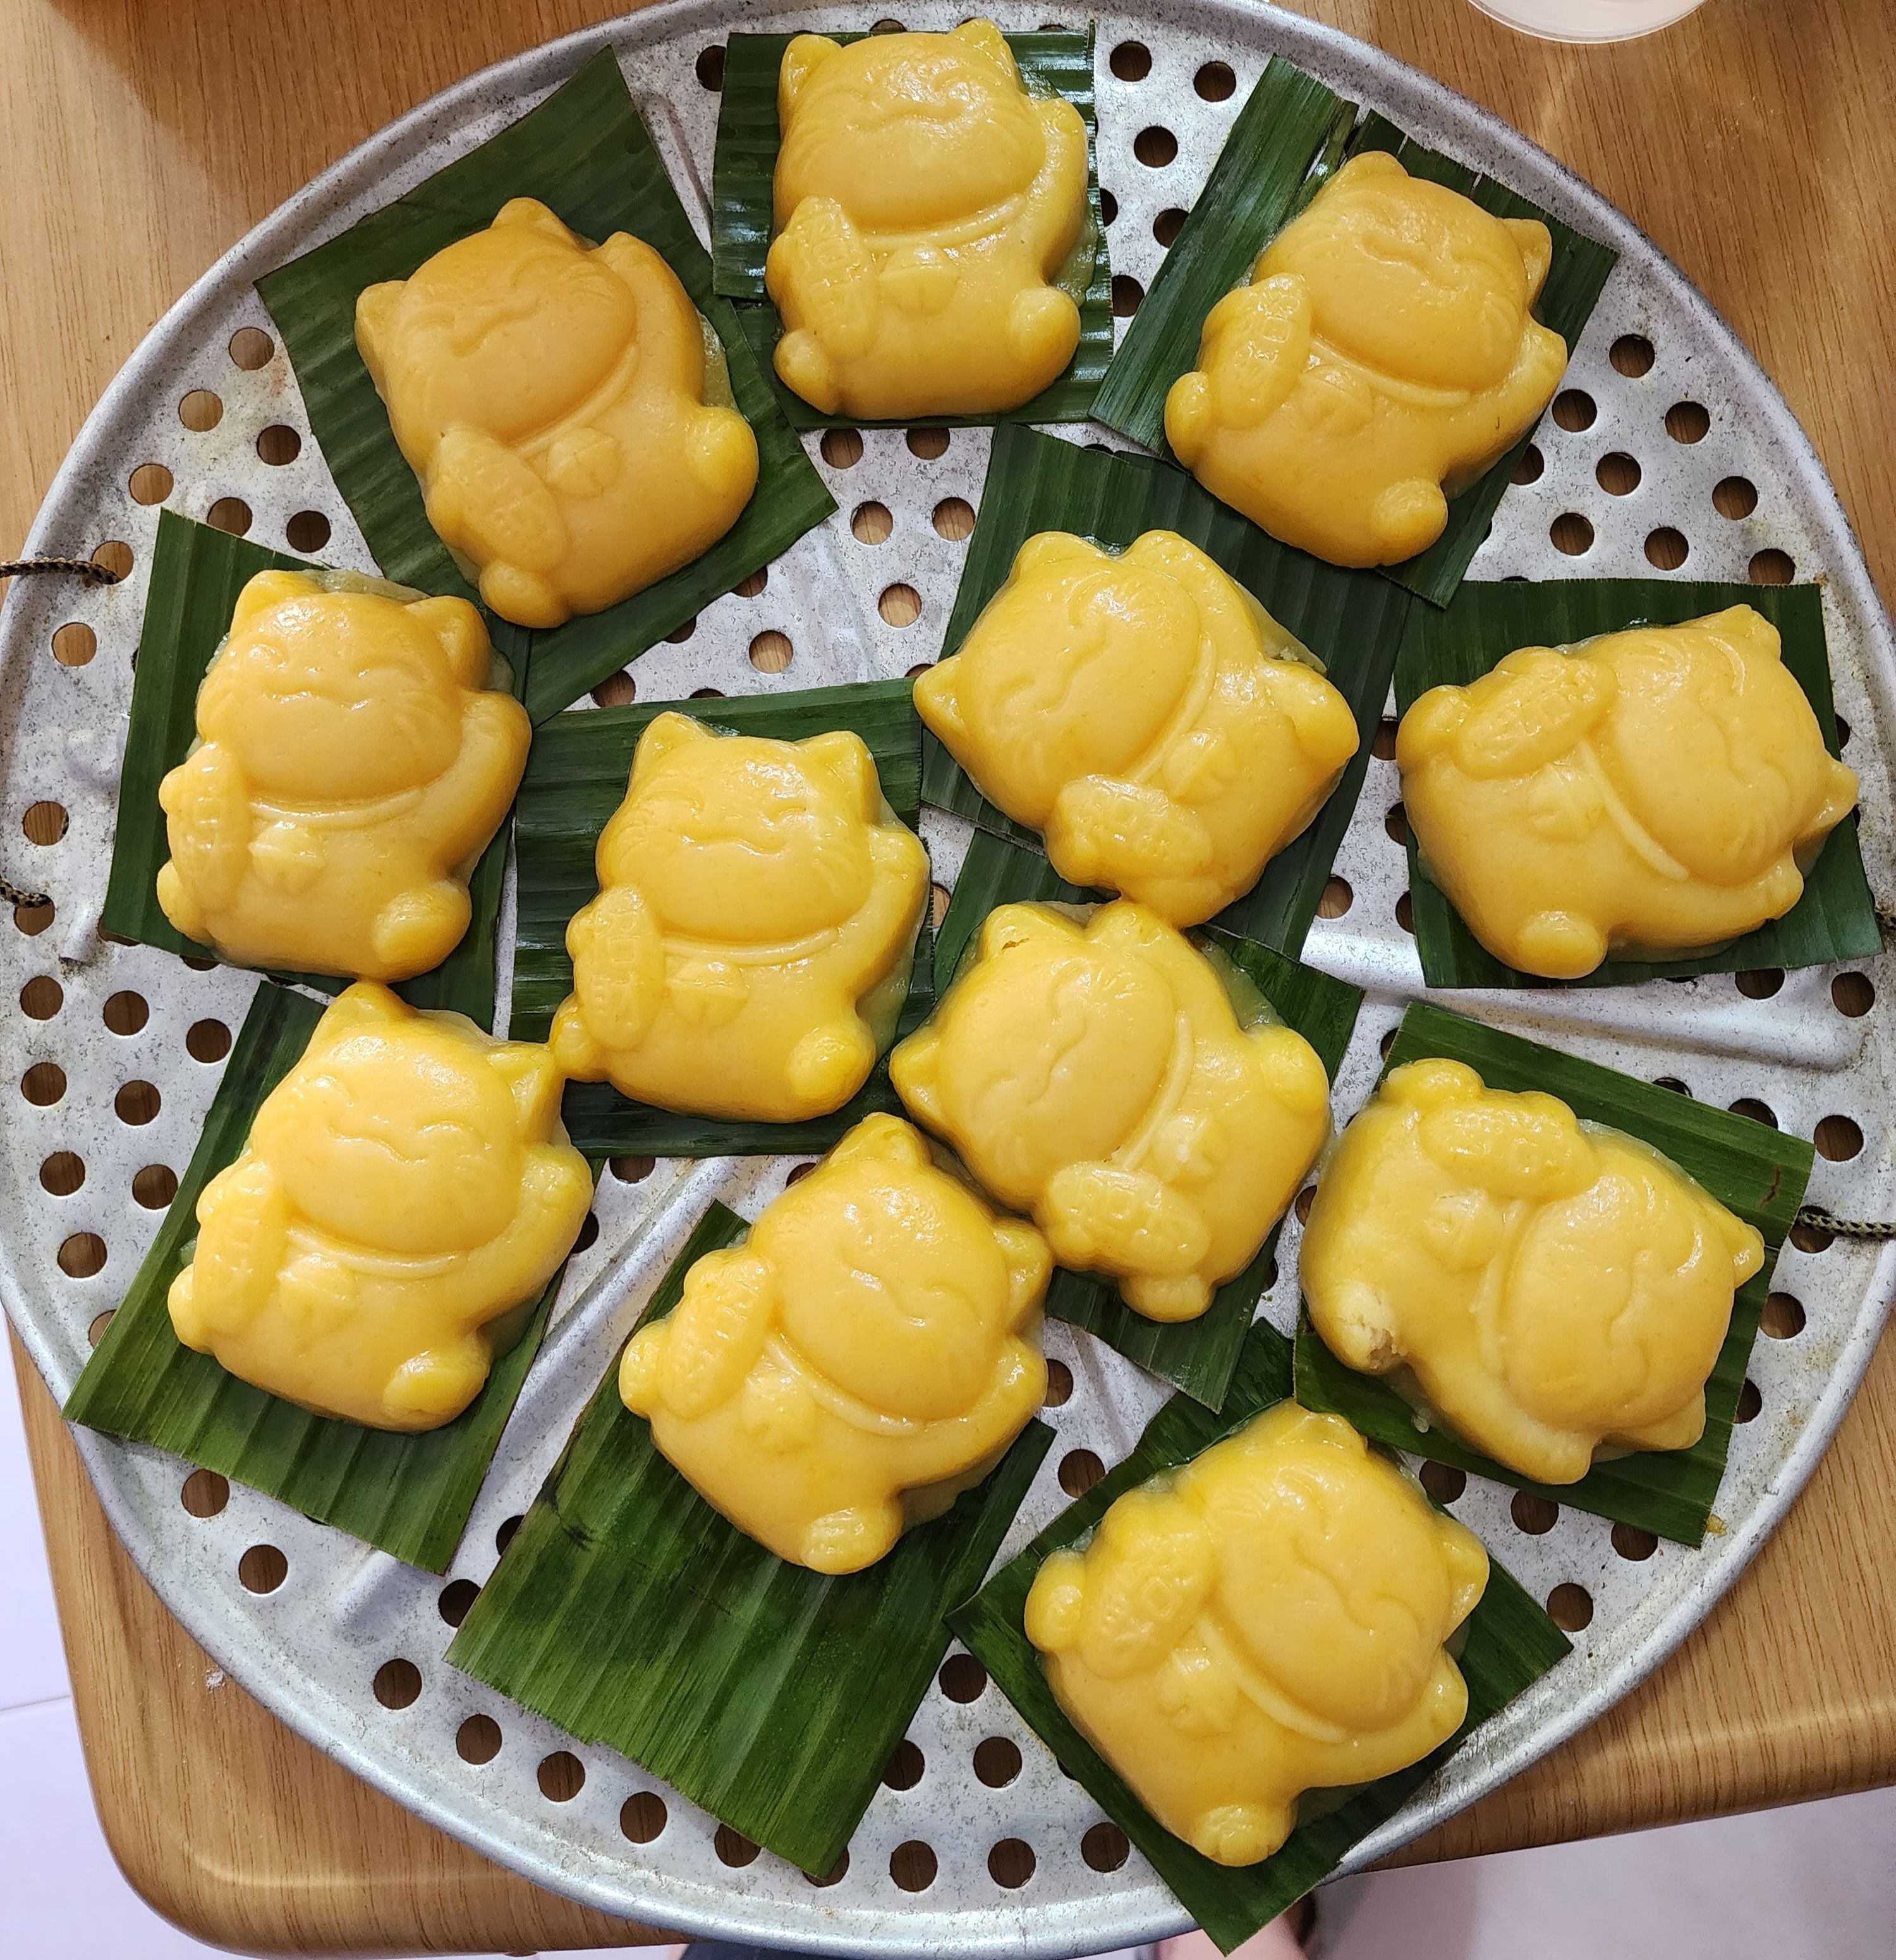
[154,570,530,982]
[915,531,1359,926]
[1026,1403,1488,1865]
[620,1114,1050,1573]
[1301,1059,1766,1484]
[167,984,592,1432]
[1397,606,1861,979]
[1165,151,1567,567]
[767,20,1090,419]
[892,901,1330,1324]
[550,712,930,1123]
[356,197,758,630]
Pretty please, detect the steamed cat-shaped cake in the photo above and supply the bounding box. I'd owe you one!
[1026,1402,1489,1865]
[550,712,930,1123]
[1165,150,1568,567]
[1301,1058,1766,1483]
[621,1114,1050,1573]
[1397,606,1862,978]
[168,984,593,1431]
[767,20,1091,418]
[357,197,758,629]
[892,900,1330,1322]
[915,530,1360,925]
[154,569,530,982]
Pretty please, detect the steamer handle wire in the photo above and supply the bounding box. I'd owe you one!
[1797,1207,1896,1241]
[1,555,122,588]
[1,553,124,909]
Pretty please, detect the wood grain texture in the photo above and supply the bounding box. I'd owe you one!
[3,0,1893,1951]
[13,1335,672,1956]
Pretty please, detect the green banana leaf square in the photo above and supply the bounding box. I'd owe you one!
[99,509,516,1028]
[449,1199,1052,1877]
[258,46,835,722]
[1396,578,1880,987]
[64,981,576,1571]
[919,423,1414,958]
[1093,68,1617,609]
[1294,1001,1814,1544]
[510,678,933,1158]
[710,30,1112,428]
[950,1317,1571,1954]
[932,829,1362,1410]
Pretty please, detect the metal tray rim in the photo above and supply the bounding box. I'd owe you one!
[4,1,1893,1951]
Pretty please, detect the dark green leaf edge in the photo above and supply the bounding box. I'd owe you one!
[449,1199,1052,1875]
[64,980,573,1571]
[712,30,1113,428]
[1292,999,1814,1545]
[511,678,935,1158]
[935,828,1362,1409]
[949,1317,1571,1954]
[1090,58,1349,452]
[1395,578,1881,987]
[256,47,836,725]
[921,424,1413,958]
[1092,73,1618,609]
[99,509,516,1027]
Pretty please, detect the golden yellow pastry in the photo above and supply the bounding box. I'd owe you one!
[550,712,929,1122]
[1165,152,1567,566]
[1397,606,1860,978]
[1302,1059,1766,1483]
[357,197,758,629]
[621,1114,1049,1571]
[916,532,1359,926]
[168,983,592,1431]
[767,21,1090,418]
[1026,1402,1486,1865]
[154,569,530,982]
[892,901,1328,1322]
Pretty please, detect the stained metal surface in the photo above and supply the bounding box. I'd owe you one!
[1,3,1892,1954]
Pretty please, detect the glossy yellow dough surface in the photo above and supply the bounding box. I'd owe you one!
[892,901,1329,1323]
[767,21,1090,419]
[1026,1403,1487,1865]
[1399,606,1861,978]
[550,712,929,1123]
[917,532,1358,925]
[357,197,758,629]
[155,570,530,982]
[1303,1059,1766,1484]
[168,984,592,1432]
[1165,152,1567,567]
[621,1115,1050,1572]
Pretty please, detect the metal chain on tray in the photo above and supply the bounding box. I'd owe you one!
[0,555,121,588]
[1797,1207,1896,1241]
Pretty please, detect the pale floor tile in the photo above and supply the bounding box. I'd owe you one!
[1316,1785,1896,1960]
[0,1689,669,1960]
[0,1337,72,1712]
[0,1696,240,1957]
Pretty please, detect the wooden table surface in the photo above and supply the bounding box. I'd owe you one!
[4,0,1895,1951]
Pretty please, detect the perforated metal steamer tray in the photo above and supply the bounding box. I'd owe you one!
[3,1,1895,1953]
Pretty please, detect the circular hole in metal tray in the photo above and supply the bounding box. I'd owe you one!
[1,4,1890,1955]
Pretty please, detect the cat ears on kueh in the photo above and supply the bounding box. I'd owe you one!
[629,710,884,813]
[779,17,1019,111]
[223,569,491,685]
[313,982,563,1129]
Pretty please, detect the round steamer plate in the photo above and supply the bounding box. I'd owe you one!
[3,3,1892,1952]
